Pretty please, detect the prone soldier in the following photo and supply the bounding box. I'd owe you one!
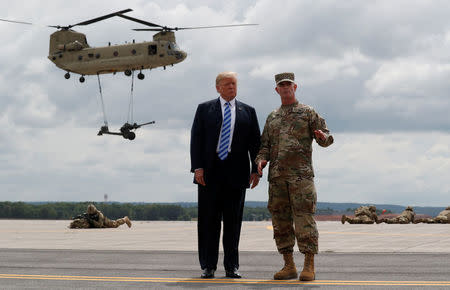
[414,206,450,224]
[69,204,132,229]
[377,206,415,224]
[341,205,378,224]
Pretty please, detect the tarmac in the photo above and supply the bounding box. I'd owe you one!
[1,220,450,289]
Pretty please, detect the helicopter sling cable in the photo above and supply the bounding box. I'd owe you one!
[96,71,155,140]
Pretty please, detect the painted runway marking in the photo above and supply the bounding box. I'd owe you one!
[321,231,450,237]
[1,274,450,286]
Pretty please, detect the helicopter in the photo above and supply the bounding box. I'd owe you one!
[1,9,257,140]
[0,8,256,82]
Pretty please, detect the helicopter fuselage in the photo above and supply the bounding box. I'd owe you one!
[48,30,187,76]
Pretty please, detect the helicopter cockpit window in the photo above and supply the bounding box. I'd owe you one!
[166,42,180,56]
[148,45,157,55]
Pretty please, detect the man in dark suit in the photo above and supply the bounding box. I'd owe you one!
[190,72,261,279]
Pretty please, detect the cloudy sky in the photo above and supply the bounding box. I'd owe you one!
[0,0,448,206]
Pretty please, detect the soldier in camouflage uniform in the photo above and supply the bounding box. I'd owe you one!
[69,204,132,229]
[255,72,333,281]
[414,206,450,224]
[377,206,415,224]
[341,205,378,224]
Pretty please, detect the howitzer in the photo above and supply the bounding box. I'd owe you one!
[97,121,155,140]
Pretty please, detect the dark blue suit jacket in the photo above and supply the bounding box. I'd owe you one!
[190,98,261,189]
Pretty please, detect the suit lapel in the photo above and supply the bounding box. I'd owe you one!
[210,98,222,144]
[231,100,243,149]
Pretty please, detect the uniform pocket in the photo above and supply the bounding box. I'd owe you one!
[290,178,317,215]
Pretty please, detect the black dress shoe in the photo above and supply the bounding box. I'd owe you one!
[225,268,242,278]
[201,268,215,279]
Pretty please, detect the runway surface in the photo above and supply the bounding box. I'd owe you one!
[1,220,450,289]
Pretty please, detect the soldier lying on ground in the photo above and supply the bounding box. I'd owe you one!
[413,206,450,224]
[377,206,415,224]
[69,204,132,229]
[341,205,378,224]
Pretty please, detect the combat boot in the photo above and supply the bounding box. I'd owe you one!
[124,216,132,228]
[341,215,346,224]
[274,253,298,280]
[299,253,315,281]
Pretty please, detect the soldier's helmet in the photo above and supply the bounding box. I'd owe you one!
[406,206,414,211]
[87,204,97,215]
[369,205,376,212]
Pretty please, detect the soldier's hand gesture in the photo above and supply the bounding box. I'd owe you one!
[314,130,327,141]
[257,160,268,176]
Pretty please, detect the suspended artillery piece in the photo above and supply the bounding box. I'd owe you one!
[97,121,155,140]
[0,9,257,140]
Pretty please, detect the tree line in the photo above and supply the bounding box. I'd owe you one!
[0,202,273,221]
[0,202,346,221]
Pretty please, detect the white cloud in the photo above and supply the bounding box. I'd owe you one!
[314,132,450,206]
[365,60,450,96]
[249,49,369,86]
[0,0,449,204]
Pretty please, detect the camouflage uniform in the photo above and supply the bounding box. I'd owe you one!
[414,206,450,224]
[379,206,415,224]
[256,101,333,254]
[69,204,132,229]
[342,206,378,224]
[69,218,91,229]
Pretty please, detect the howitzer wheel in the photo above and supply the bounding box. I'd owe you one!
[127,132,136,140]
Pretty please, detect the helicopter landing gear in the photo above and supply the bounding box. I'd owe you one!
[64,72,70,79]
[137,72,145,80]
[124,69,132,76]
[79,75,85,83]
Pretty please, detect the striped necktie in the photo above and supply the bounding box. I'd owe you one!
[218,102,231,160]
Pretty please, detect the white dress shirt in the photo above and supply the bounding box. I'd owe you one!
[216,96,236,153]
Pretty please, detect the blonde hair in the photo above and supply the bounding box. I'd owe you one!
[216,71,237,86]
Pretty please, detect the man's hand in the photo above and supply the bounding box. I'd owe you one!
[257,160,267,176]
[314,130,327,141]
[249,173,260,189]
[194,168,206,186]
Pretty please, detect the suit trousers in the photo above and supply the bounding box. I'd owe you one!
[197,157,246,271]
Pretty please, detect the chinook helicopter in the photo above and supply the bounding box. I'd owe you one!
[1,9,257,140]
[1,8,256,82]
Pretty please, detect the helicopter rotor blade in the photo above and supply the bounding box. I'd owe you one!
[117,14,163,28]
[174,23,258,30]
[71,8,133,27]
[0,18,33,25]
[132,23,258,32]
[132,28,164,31]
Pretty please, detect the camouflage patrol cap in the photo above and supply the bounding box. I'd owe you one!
[406,206,414,211]
[87,204,97,215]
[275,72,295,85]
